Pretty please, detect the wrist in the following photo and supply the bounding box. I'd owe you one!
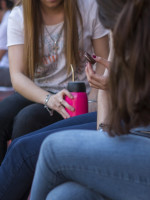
[44,93,53,116]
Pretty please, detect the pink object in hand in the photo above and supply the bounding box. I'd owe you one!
[65,92,88,117]
[65,82,88,117]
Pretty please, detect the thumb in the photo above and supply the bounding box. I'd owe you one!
[93,55,111,69]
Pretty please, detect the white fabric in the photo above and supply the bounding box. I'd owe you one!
[0,10,10,67]
[7,0,109,94]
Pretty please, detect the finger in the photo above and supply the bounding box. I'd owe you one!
[61,99,75,112]
[89,82,107,90]
[86,62,95,74]
[86,67,99,84]
[85,65,89,79]
[89,79,106,90]
[55,101,62,108]
[59,106,70,119]
[58,98,63,105]
[61,89,74,99]
[85,64,95,82]
[93,55,111,69]
[85,61,89,68]
[89,83,100,89]
[88,74,108,90]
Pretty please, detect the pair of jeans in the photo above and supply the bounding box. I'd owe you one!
[30,128,150,200]
[0,112,97,200]
[0,92,63,164]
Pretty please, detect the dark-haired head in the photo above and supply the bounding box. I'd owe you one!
[96,0,127,30]
[97,0,150,135]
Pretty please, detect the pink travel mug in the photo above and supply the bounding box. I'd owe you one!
[65,82,88,117]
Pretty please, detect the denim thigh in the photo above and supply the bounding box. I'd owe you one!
[31,130,150,200]
[0,120,96,200]
[9,112,97,148]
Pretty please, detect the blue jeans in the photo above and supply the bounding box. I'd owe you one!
[0,112,97,200]
[30,129,150,200]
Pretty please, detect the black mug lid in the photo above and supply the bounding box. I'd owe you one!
[67,81,86,92]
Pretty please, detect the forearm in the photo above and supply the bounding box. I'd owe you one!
[97,89,110,129]
[88,88,98,113]
[11,73,49,105]
[96,34,113,129]
[95,60,109,127]
[9,45,49,105]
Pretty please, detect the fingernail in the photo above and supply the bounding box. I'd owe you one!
[93,55,96,58]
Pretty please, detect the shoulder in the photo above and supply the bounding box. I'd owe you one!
[8,5,23,30]
[78,0,99,23]
[78,0,98,14]
[78,0,109,38]
[9,5,23,22]
[7,5,24,46]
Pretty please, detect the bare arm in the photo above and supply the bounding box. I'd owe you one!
[0,49,7,60]
[85,34,113,129]
[97,35,113,129]
[96,58,111,130]
[9,45,49,104]
[9,45,74,119]
[87,34,109,112]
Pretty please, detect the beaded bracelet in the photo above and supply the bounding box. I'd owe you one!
[44,94,53,116]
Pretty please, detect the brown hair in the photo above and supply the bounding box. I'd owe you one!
[16,0,82,78]
[97,0,150,135]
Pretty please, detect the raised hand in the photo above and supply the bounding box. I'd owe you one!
[85,56,111,90]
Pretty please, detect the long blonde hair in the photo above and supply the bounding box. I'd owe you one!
[16,0,83,79]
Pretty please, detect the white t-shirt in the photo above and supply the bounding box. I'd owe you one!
[7,0,109,94]
[0,10,10,67]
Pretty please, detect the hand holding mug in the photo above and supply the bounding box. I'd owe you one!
[47,89,74,119]
[85,54,111,90]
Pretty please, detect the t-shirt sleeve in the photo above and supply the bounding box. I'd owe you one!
[89,0,109,39]
[7,6,24,47]
[0,21,8,50]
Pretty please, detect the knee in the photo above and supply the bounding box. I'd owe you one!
[13,106,37,127]
[46,182,101,200]
[39,130,80,164]
[8,137,28,154]
[46,182,80,200]
[3,137,29,164]
[5,136,38,165]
